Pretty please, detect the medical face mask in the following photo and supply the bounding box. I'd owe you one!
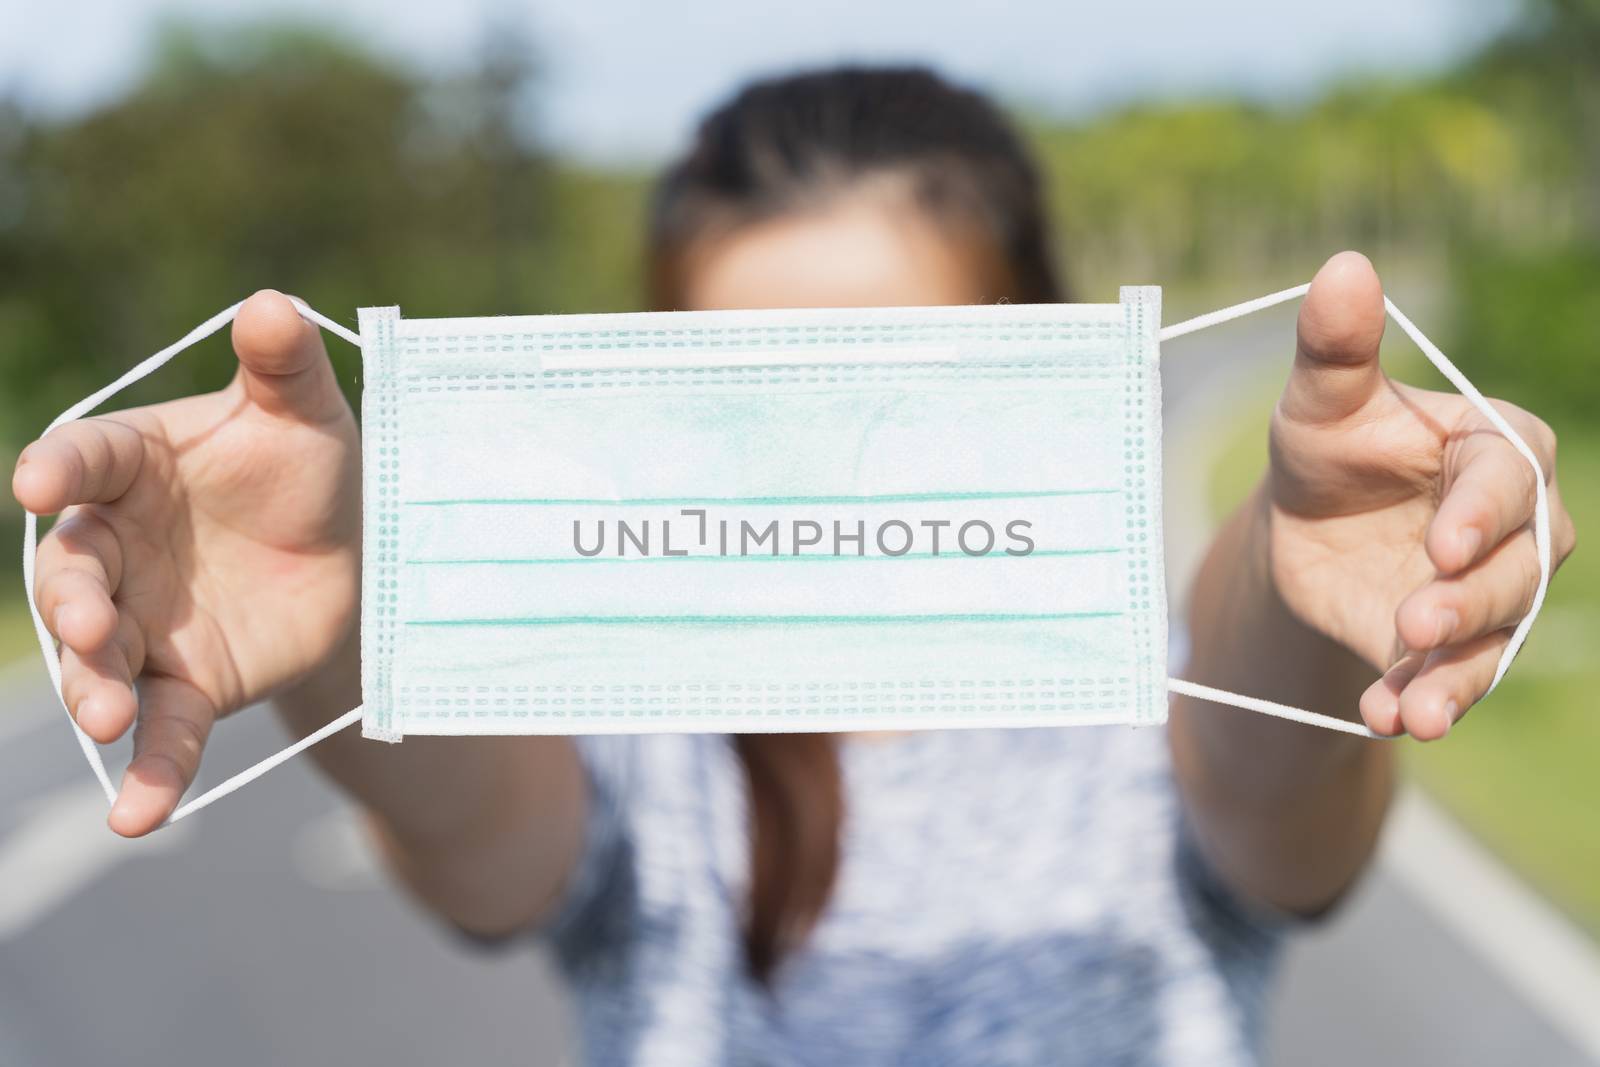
[22,283,1553,824]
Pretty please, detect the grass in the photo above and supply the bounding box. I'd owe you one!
[1204,381,1600,936]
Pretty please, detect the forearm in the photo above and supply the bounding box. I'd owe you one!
[1169,485,1394,916]
[273,632,587,935]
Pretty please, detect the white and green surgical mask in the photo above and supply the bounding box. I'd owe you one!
[22,284,1553,823]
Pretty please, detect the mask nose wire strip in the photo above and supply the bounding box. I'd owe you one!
[1159,284,1552,739]
[21,297,363,824]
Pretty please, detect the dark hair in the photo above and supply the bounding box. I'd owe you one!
[647,65,1064,982]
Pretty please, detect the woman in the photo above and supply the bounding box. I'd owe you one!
[13,68,1575,1064]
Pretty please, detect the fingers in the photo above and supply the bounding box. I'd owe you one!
[1428,430,1540,574]
[1280,251,1388,424]
[1359,651,1424,737]
[109,677,215,837]
[1401,406,1569,657]
[33,510,147,743]
[1395,632,1510,741]
[1359,634,1505,743]
[1397,527,1539,651]
[231,289,344,422]
[60,613,144,743]
[12,417,147,515]
[1389,459,1545,738]
[32,509,124,650]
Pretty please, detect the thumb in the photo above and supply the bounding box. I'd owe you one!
[231,289,345,421]
[1280,251,1387,424]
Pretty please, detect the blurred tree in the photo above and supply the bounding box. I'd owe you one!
[0,8,1594,494]
[0,19,646,448]
[1451,240,1600,421]
[1436,0,1600,422]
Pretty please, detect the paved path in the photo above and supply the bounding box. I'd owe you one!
[0,669,570,1067]
[1268,790,1600,1066]
[2,295,1595,1065]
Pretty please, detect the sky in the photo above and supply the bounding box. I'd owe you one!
[2,0,1519,164]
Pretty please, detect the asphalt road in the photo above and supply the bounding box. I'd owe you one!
[0,674,570,1067]
[1269,857,1598,1067]
[2,292,1594,1066]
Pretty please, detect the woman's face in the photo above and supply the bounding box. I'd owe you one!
[679,191,994,311]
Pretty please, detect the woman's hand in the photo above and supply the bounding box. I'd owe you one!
[12,290,360,835]
[1265,252,1576,740]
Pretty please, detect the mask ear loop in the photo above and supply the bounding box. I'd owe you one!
[1160,283,1553,739]
[20,299,365,826]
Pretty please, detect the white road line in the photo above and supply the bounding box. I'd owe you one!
[1382,787,1600,1061]
[0,780,192,942]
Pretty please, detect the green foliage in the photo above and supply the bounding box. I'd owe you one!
[0,20,646,442]
[1448,240,1600,426]
[1028,76,1591,306]
[1,12,1592,453]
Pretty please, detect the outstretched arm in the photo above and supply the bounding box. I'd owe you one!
[14,291,587,936]
[1170,252,1576,916]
